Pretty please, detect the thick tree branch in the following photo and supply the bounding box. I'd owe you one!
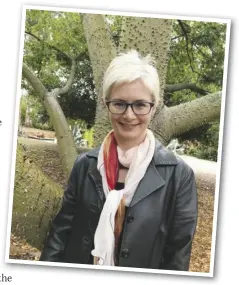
[167,91,221,137]
[22,63,47,99]
[165,83,209,95]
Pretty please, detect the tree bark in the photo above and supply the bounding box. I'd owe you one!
[119,16,173,107]
[150,92,221,143]
[167,91,221,137]
[82,14,117,146]
[12,144,63,250]
[44,91,77,175]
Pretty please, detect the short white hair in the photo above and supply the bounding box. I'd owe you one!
[102,50,160,106]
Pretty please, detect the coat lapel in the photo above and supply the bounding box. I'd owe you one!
[86,140,178,207]
[87,147,105,203]
[88,167,105,203]
[129,140,178,207]
[129,162,165,207]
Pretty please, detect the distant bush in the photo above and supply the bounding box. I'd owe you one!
[83,128,94,148]
[20,97,27,124]
[180,121,219,162]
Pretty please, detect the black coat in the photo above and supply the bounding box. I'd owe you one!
[40,140,198,271]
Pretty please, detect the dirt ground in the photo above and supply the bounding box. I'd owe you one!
[21,126,56,139]
[10,127,216,273]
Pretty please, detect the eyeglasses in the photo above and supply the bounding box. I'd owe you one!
[106,100,155,115]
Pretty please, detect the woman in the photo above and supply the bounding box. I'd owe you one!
[40,50,198,271]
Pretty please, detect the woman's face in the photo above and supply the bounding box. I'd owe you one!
[106,79,155,148]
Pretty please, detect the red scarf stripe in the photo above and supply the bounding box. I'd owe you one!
[103,132,118,190]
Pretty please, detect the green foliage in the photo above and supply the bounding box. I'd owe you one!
[181,121,219,161]
[188,145,218,162]
[166,20,226,106]
[23,9,96,126]
[20,95,53,130]
[58,59,97,126]
[67,118,94,147]
[83,128,94,148]
[165,20,226,160]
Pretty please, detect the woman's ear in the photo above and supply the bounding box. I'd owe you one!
[101,97,105,106]
[151,106,156,117]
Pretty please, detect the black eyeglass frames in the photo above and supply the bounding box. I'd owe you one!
[106,100,155,115]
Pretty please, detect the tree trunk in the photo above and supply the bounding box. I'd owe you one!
[11,144,63,250]
[119,17,173,107]
[85,16,174,145]
[82,14,117,146]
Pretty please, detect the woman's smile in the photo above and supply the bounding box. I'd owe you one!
[118,122,140,130]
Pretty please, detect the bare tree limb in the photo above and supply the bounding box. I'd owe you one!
[22,63,47,99]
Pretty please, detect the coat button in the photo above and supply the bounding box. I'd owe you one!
[121,249,130,258]
[127,216,134,223]
[89,204,100,214]
[83,235,91,245]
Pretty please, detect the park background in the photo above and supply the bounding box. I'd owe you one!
[1,4,231,278]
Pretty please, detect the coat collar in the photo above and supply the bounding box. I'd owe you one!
[86,140,178,166]
[86,140,178,207]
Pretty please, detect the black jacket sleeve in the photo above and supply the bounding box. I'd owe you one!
[40,155,83,262]
[161,166,198,271]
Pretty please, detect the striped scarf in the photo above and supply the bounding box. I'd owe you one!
[91,129,155,266]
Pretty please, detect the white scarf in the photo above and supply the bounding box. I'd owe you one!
[91,129,155,266]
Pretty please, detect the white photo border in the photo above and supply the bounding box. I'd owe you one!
[5,4,231,278]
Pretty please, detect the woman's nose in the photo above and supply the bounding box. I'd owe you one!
[123,105,137,119]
